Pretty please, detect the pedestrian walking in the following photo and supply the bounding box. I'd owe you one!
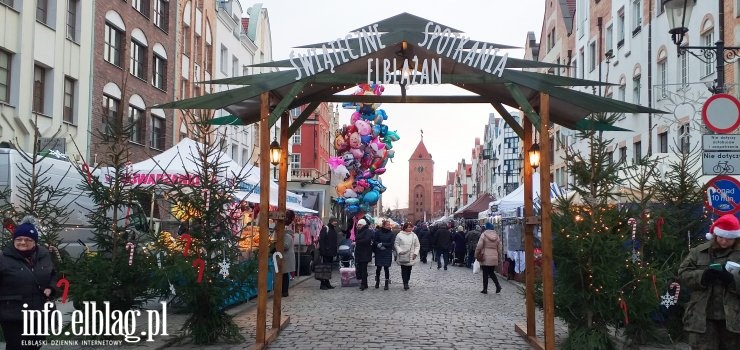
[415,222,431,264]
[678,214,740,349]
[475,223,503,294]
[465,225,482,268]
[373,219,394,290]
[0,216,58,350]
[317,217,339,290]
[395,222,420,290]
[353,219,373,290]
[280,210,297,297]
[434,222,452,270]
[453,226,467,266]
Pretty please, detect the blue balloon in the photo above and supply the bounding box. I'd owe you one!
[363,190,380,204]
[345,205,360,214]
[346,198,360,206]
[359,105,375,116]
[335,197,346,204]
[360,135,372,144]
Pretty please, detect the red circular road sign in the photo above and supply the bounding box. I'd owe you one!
[705,175,740,215]
[702,93,740,134]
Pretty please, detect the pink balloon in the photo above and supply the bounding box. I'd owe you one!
[351,111,362,123]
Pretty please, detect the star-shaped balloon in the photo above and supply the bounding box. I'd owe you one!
[327,156,344,170]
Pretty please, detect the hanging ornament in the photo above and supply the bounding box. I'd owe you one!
[156,252,165,268]
[126,242,135,266]
[618,298,629,326]
[627,218,640,262]
[218,249,230,278]
[192,258,205,283]
[660,282,681,308]
[81,161,93,185]
[655,217,664,240]
[169,283,176,296]
[56,277,70,304]
[48,245,62,262]
[651,274,659,300]
[202,189,210,211]
[180,234,192,256]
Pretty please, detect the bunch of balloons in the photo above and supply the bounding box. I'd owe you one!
[328,83,400,215]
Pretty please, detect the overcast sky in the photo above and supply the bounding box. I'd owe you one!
[251,0,546,210]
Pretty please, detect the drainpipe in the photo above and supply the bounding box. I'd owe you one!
[647,0,653,156]
[598,17,603,96]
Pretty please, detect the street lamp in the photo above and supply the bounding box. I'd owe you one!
[269,138,281,178]
[663,0,740,94]
[528,142,541,170]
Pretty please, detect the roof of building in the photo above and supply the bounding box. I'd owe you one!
[409,139,432,161]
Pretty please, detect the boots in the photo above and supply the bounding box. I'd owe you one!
[384,279,389,290]
[326,280,335,289]
[496,285,502,294]
[403,283,409,290]
[375,276,380,289]
[320,281,328,290]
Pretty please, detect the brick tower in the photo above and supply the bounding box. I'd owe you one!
[408,134,434,223]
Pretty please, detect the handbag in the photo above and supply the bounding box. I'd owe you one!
[313,263,333,280]
[397,251,411,264]
[473,260,481,274]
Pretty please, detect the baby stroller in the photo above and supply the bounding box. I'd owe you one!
[337,238,354,268]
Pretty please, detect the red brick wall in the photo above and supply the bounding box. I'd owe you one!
[408,148,434,223]
[91,1,177,164]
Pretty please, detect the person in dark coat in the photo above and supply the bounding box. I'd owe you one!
[415,222,431,264]
[465,225,482,268]
[452,226,467,266]
[0,217,57,350]
[434,223,452,270]
[353,219,373,290]
[317,217,339,290]
[373,220,394,290]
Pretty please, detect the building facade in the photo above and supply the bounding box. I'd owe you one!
[91,0,177,164]
[289,102,335,185]
[432,185,446,219]
[0,0,95,158]
[408,138,434,223]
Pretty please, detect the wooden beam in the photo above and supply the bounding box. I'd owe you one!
[506,83,541,132]
[491,103,524,139]
[539,93,555,350]
[315,95,491,104]
[249,316,289,350]
[255,92,270,346]
[522,115,536,338]
[287,102,321,137]
[515,324,546,350]
[272,111,290,329]
[267,82,305,127]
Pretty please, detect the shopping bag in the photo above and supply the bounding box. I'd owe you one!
[313,263,332,280]
[473,260,481,274]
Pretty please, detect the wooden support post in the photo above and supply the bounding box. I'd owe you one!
[539,93,555,350]
[522,115,536,338]
[272,112,290,328]
[255,92,270,346]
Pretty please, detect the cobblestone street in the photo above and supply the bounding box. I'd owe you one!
[169,260,567,350]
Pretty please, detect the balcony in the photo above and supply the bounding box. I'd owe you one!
[290,168,328,184]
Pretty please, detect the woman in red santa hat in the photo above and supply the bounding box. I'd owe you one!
[678,214,740,349]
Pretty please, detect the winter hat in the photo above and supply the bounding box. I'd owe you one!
[485,223,494,230]
[457,225,464,231]
[357,219,367,227]
[707,214,740,240]
[13,216,39,243]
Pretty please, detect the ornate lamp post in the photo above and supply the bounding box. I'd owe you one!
[663,0,740,94]
[269,138,281,178]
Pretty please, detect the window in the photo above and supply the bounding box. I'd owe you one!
[33,65,46,114]
[702,30,715,76]
[680,124,690,155]
[0,0,14,8]
[152,54,166,90]
[632,75,641,104]
[153,0,169,30]
[617,11,625,47]
[607,151,614,165]
[658,131,668,153]
[605,24,613,55]
[290,154,301,169]
[232,56,239,77]
[130,40,147,80]
[220,45,228,74]
[680,49,688,87]
[102,94,120,133]
[37,0,48,24]
[205,43,212,73]
[0,50,9,103]
[182,25,190,54]
[63,77,75,123]
[579,50,585,78]
[132,0,149,17]
[128,106,145,144]
[631,0,642,33]
[658,60,667,98]
[633,141,641,161]
[66,0,79,41]
[589,42,596,72]
[618,82,626,101]
[193,34,201,62]
[619,146,627,163]
[292,128,301,144]
[104,23,123,67]
[150,114,165,149]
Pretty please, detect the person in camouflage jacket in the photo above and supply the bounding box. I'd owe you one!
[678,214,740,349]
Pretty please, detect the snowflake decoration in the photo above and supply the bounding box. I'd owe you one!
[48,149,68,160]
[218,260,230,278]
[169,283,176,297]
[630,250,641,263]
[660,292,677,307]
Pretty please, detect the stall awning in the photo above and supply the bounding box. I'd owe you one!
[454,193,494,219]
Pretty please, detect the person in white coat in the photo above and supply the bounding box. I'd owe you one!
[395,222,420,291]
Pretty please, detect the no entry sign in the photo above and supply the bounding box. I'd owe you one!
[705,175,740,215]
[702,94,740,134]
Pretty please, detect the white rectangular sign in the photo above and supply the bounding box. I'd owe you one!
[702,134,740,151]
[702,151,740,175]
